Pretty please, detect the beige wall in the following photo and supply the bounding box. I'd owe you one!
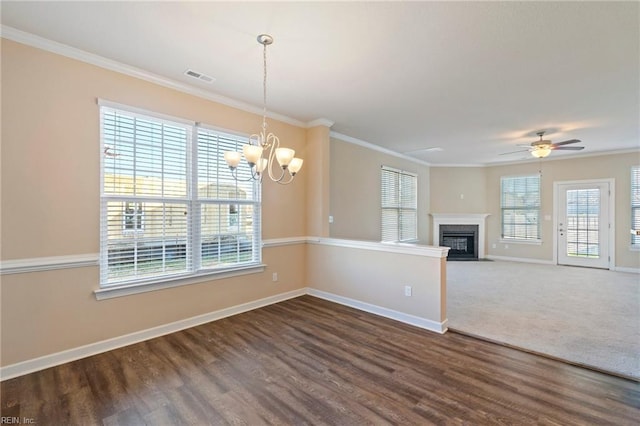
[1,39,312,366]
[329,138,431,243]
[486,153,640,268]
[430,153,640,268]
[306,243,447,327]
[305,126,331,237]
[429,167,487,214]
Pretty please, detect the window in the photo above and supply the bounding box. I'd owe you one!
[501,174,541,241]
[381,166,417,242]
[123,202,144,232]
[100,103,261,287]
[632,166,640,247]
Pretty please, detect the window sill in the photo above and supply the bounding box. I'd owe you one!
[94,263,266,300]
[499,238,542,246]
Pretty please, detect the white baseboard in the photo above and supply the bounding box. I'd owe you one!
[487,256,640,273]
[1,286,448,381]
[306,288,447,334]
[486,255,555,265]
[612,266,640,274]
[0,288,306,381]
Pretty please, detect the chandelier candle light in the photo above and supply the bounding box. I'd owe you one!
[224,34,303,184]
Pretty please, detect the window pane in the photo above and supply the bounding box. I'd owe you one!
[381,166,417,242]
[501,175,540,240]
[565,188,600,258]
[103,110,188,198]
[198,129,257,201]
[632,166,640,245]
[201,203,256,268]
[105,201,189,283]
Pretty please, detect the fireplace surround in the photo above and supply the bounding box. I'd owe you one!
[431,213,490,260]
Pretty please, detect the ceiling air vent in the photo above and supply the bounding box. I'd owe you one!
[184,69,215,83]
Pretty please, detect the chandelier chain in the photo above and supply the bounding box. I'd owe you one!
[262,41,268,132]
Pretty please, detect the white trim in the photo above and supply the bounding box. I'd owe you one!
[430,163,489,168]
[0,254,99,275]
[485,148,640,167]
[330,131,431,167]
[262,236,311,248]
[431,213,490,259]
[0,280,451,380]
[98,98,196,126]
[94,264,267,300]
[309,237,449,258]
[498,238,542,246]
[1,25,321,129]
[306,118,334,128]
[612,266,640,274]
[430,149,640,168]
[0,288,307,381]
[486,255,555,265]
[0,237,444,276]
[553,179,615,269]
[307,288,447,334]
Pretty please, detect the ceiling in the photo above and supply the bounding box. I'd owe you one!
[2,1,638,165]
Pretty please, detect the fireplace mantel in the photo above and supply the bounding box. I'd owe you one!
[431,214,490,259]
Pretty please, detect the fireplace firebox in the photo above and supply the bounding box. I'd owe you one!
[439,224,479,260]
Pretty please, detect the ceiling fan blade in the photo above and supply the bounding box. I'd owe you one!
[552,146,584,151]
[551,139,581,147]
[499,149,530,155]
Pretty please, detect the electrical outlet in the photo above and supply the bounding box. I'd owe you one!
[504,244,509,249]
[329,215,334,224]
[492,243,497,249]
[404,285,412,297]
[272,272,278,282]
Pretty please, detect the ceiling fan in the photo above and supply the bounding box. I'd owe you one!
[500,131,584,158]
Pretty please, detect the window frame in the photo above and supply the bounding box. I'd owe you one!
[500,174,542,243]
[380,165,418,243]
[99,100,263,295]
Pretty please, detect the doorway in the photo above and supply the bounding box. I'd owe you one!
[554,180,613,269]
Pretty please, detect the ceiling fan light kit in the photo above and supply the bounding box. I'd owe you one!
[531,146,552,158]
[500,131,584,159]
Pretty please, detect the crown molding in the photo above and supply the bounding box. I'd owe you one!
[329,131,431,167]
[1,25,311,129]
[483,148,640,167]
[306,118,334,128]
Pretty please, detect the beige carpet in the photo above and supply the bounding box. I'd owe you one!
[446,260,639,380]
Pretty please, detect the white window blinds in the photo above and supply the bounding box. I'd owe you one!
[381,166,418,242]
[501,174,541,241]
[100,104,261,287]
[632,166,640,246]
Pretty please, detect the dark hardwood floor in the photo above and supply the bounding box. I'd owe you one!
[2,295,639,425]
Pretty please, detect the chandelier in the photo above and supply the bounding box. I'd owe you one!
[224,34,303,184]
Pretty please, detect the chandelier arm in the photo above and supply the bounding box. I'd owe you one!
[266,133,285,182]
[229,167,255,182]
[276,173,295,185]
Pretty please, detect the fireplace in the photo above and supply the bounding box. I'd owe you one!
[431,213,489,260]
[439,224,478,260]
